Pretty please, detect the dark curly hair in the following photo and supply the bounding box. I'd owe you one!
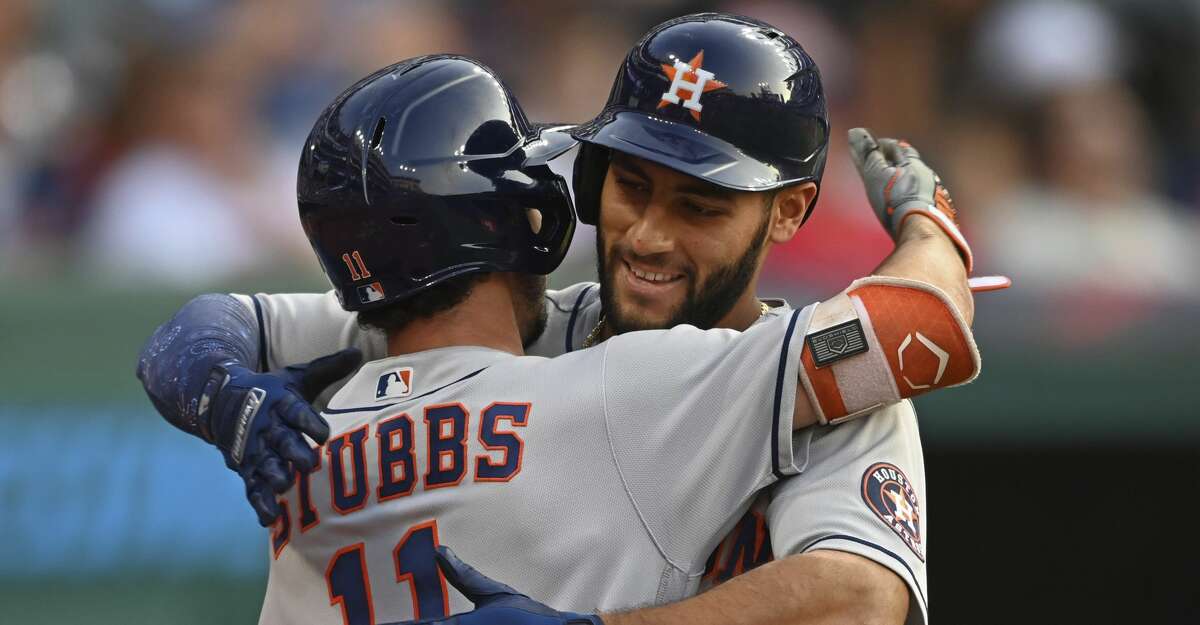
[357,273,486,333]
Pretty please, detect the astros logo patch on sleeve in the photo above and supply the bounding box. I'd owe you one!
[861,462,924,561]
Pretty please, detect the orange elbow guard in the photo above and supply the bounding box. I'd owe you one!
[798,276,981,425]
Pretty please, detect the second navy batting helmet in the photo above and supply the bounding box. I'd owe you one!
[572,12,829,225]
[298,55,577,312]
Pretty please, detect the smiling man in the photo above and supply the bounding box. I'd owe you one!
[137,13,999,625]
[597,151,814,335]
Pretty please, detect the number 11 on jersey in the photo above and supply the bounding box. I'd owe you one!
[326,520,449,625]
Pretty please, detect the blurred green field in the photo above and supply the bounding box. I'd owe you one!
[0,275,327,405]
[1,577,265,625]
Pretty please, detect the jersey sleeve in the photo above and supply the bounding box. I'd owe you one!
[524,282,602,358]
[231,291,387,409]
[598,305,814,573]
[766,400,929,625]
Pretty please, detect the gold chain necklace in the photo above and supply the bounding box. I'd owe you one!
[581,301,771,349]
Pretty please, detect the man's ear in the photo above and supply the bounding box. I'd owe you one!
[769,182,818,244]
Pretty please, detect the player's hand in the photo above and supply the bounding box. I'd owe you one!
[380,546,602,625]
[847,127,973,272]
[199,348,362,526]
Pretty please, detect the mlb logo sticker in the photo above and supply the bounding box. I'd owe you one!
[376,364,415,400]
[358,282,385,304]
[376,368,413,401]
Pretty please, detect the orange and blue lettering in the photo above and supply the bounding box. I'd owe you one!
[271,496,291,559]
[424,404,468,489]
[378,413,416,501]
[326,543,375,625]
[298,446,322,532]
[394,520,450,618]
[328,425,370,514]
[475,402,529,482]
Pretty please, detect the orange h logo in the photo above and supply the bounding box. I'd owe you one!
[658,51,727,121]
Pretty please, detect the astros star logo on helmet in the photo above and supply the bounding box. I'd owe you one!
[659,50,727,121]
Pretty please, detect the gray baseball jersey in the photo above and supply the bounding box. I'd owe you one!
[767,401,928,624]
[259,307,811,624]
[237,282,929,624]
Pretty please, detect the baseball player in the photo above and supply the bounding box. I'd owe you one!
[138,14,999,625]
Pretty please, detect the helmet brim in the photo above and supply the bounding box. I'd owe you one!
[572,110,810,191]
[523,124,579,166]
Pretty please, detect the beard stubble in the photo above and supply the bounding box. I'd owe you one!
[597,213,770,334]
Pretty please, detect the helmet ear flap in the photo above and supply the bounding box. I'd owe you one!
[506,167,577,275]
[572,143,609,226]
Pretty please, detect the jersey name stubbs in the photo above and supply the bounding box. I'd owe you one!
[271,401,530,558]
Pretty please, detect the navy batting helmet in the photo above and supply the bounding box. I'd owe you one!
[298,55,577,312]
[572,12,829,225]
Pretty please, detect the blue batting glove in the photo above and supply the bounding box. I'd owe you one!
[382,547,603,625]
[199,348,362,526]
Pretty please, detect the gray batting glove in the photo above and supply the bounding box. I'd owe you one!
[848,127,973,273]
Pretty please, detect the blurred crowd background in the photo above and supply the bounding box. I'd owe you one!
[1,0,1197,623]
[4,0,1200,298]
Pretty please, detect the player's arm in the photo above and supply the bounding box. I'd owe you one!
[792,130,995,427]
[598,396,929,625]
[758,403,931,624]
[876,211,972,324]
[387,546,903,625]
[848,127,1011,317]
[603,551,907,625]
[137,291,368,431]
[848,127,976,324]
[136,293,361,525]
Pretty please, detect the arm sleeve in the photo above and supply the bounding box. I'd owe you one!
[232,291,387,371]
[766,400,929,625]
[135,293,260,440]
[599,305,813,572]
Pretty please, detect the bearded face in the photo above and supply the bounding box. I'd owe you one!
[596,153,774,333]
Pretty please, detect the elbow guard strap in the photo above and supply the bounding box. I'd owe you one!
[798,276,981,425]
